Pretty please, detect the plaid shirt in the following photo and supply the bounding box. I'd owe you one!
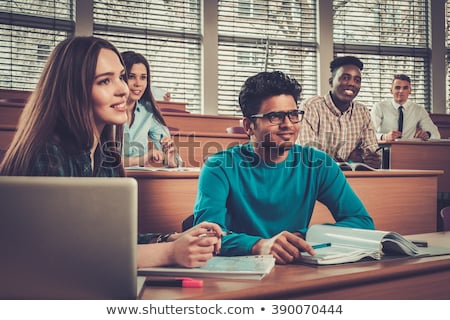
[31,139,121,177]
[298,92,379,162]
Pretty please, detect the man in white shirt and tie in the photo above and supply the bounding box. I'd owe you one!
[371,74,440,141]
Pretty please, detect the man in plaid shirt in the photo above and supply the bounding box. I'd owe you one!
[297,56,381,168]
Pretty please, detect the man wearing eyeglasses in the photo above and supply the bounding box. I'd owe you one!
[297,56,381,168]
[193,71,374,264]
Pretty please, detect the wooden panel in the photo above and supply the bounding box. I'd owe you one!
[126,171,199,234]
[156,100,187,112]
[163,112,242,133]
[0,105,23,127]
[172,131,249,167]
[0,130,15,150]
[0,88,31,102]
[0,101,243,137]
[0,127,249,169]
[430,113,450,139]
[127,170,441,236]
[380,140,450,193]
[310,173,438,234]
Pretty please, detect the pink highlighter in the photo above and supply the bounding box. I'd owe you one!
[145,277,203,288]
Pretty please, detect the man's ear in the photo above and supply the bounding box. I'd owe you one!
[242,117,254,136]
[328,77,333,86]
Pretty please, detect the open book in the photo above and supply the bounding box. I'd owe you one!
[337,161,377,171]
[138,255,275,280]
[300,225,424,265]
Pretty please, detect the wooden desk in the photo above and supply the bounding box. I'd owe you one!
[172,131,249,167]
[0,102,242,135]
[0,129,15,150]
[0,88,31,104]
[127,170,200,234]
[163,112,242,133]
[126,169,442,235]
[140,232,450,300]
[379,140,450,193]
[0,105,22,128]
[310,170,441,234]
[430,113,450,139]
[0,93,242,134]
[156,100,188,113]
[0,99,247,159]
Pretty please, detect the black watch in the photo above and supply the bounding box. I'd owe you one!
[138,233,162,244]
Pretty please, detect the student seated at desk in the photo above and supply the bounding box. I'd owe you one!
[297,56,381,168]
[193,70,375,265]
[371,74,441,141]
[0,36,220,268]
[121,50,181,168]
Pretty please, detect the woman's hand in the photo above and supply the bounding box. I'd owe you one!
[160,136,179,167]
[170,222,223,267]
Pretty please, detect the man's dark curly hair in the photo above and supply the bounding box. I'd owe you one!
[238,71,302,118]
[329,56,363,79]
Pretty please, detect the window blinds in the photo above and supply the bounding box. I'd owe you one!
[333,0,430,110]
[0,0,74,90]
[0,1,443,114]
[93,0,202,113]
[217,0,317,116]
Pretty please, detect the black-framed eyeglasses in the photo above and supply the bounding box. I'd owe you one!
[250,109,304,125]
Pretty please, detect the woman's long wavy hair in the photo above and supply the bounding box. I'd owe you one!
[0,36,125,176]
[121,50,167,126]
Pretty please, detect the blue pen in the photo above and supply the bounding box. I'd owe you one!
[312,243,331,249]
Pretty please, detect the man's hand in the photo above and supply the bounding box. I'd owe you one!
[362,150,381,168]
[414,128,431,140]
[347,148,363,163]
[348,146,381,169]
[251,231,315,264]
[382,130,402,141]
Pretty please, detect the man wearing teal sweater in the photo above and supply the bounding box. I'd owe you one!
[193,71,375,264]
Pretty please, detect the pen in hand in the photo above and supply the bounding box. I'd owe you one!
[159,134,166,150]
[160,133,169,167]
[198,230,233,238]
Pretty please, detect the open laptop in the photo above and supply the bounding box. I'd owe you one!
[0,176,141,299]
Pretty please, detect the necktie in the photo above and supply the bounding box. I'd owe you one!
[398,106,404,132]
